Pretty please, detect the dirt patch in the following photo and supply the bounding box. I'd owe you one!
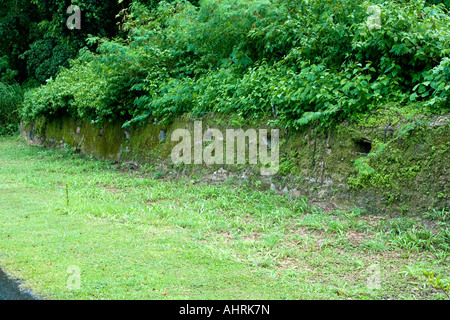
[345,231,371,246]
[358,215,386,228]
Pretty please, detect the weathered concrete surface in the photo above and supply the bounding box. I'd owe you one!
[20,112,450,216]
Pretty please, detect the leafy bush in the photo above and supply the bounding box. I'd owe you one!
[0,56,18,83]
[0,82,23,135]
[21,38,79,84]
[413,57,450,109]
[20,0,450,129]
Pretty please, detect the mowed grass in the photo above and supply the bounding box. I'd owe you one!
[0,135,449,300]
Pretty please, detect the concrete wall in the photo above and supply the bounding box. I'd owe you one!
[20,112,450,216]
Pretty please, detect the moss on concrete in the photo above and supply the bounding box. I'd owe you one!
[20,107,450,216]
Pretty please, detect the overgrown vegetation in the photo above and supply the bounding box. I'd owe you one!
[18,0,450,130]
[0,0,134,134]
[2,0,449,301]
[0,82,23,135]
[0,0,131,85]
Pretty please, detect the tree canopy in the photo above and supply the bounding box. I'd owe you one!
[0,0,449,134]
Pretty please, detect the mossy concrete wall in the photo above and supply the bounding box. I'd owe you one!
[20,111,449,216]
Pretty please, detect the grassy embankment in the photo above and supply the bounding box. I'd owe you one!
[0,135,448,299]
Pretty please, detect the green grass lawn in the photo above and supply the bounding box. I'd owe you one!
[0,135,449,300]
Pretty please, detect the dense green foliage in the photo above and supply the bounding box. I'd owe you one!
[0,0,130,85]
[0,0,132,133]
[7,0,450,130]
[0,82,23,135]
[20,0,450,130]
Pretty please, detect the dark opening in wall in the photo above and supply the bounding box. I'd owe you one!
[29,123,35,140]
[354,138,372,155]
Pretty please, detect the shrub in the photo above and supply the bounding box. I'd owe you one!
[20,0,450,129]
[0,82,23,135]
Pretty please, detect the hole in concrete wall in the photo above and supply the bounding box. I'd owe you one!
[354,138,372,155]
[29,124,35,140]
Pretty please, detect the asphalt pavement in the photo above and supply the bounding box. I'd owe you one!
[0,269,38,300]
